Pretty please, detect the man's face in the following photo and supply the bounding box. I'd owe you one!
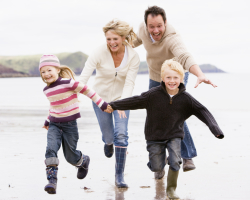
[146,14,166,41]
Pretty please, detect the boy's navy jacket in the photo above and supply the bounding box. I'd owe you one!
[110,82,224,141]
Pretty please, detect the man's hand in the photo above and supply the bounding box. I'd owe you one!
[43,125,49,130]
[195,75,217,88]
[189,64,217,88]
[104,105,114,113]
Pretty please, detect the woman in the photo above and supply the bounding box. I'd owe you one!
[79,19,140,188]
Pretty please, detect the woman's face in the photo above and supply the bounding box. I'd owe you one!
[105,30,125,53]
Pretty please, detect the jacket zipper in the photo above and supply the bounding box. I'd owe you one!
[170,97,172,104]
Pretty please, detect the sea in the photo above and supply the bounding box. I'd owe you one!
[0,73,249,111]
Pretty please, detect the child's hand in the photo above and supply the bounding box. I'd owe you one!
[43,125,49,130]
[216,134,224,139]
[118,110,127,119]
[104,105,114,113]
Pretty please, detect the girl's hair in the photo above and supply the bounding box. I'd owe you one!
[103,19,137,46]
[40,65,75,85]
[161,58,184,80]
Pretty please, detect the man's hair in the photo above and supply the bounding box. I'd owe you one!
[144,6,167,25]
[161,59,184,81]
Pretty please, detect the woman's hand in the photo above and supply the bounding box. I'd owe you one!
[43,125,49,130]
[117,110,127,119]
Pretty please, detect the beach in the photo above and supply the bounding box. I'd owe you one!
[0,73,249,200]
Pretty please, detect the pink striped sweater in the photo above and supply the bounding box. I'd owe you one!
[43,77,108,126]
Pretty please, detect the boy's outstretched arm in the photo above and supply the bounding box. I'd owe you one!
[109,91,149,111]
[191,96,224,139]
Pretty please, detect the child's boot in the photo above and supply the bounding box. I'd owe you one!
[44,166,58,194]
[115,147,128,188]
[77,155,90,179]
[166,168,180,200]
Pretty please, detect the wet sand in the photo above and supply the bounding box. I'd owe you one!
[0,108,249,200]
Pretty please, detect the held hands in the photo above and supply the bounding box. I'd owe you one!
[194,74,217,88]
[43,125,49,130]
[104,104,114,113]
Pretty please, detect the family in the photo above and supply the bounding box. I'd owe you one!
[40,6,224,200]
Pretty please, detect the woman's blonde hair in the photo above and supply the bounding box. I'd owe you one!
[40,65,75,85]
[103,19,137,46]
[161,58,184,81]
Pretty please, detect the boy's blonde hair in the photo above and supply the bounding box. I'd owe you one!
[40,65,75,85]
[161,59,184,81]
[103,19,137,46]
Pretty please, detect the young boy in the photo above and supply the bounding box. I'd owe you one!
[108,59,224,200]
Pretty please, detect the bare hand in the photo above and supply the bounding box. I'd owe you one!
[104,105,114,113]
[43,125,49,130]
[194,75,217,88]
[117,110,127,119]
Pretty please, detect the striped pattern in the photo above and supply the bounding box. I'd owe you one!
[39,55,60,70]
[43,77,108,126]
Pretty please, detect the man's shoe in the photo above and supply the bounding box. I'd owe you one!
[183,158,196,172]
[104,144,114,158]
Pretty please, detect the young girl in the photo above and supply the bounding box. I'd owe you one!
[39,54,110,194]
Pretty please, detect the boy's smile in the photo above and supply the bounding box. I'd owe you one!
[162,69,183,95]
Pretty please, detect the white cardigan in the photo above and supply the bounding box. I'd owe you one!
[79,44,140,102]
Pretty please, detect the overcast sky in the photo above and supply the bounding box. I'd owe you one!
[1,0,249,73]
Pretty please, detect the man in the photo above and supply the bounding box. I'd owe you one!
[133,5,217,179]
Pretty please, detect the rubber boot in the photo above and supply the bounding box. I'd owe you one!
[77,155,90,179]
[166,169,180,200]
[115,147,128,188]
[104,144,114,158]
[44,166,58,194]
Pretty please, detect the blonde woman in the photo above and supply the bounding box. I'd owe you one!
[79,19,140,188]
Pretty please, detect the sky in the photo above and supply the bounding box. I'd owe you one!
[1,0,250,73]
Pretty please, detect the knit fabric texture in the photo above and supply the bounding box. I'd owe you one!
[39,55,60,70]
[133,22,197,82]
[43,77,108,126]
[110,82,224,141]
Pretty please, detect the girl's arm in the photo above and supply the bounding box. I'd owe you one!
[72,80,108,111]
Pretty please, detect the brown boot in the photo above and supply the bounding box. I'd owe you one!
[166,169,180,200]
[183,158,196,172]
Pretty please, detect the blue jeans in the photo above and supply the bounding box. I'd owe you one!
[146,138,182,172]
[45,120,83,166]
[149,72,197,159]
[92,102,130,147]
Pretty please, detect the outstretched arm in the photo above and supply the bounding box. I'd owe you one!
[110,91,149,111]
[191,96,224,139]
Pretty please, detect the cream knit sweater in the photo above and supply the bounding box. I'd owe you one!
[79,44,140,102]
[133,22,197,82]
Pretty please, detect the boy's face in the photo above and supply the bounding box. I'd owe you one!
[162,68,183,94]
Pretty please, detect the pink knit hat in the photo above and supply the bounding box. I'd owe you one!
[39,55,60,70]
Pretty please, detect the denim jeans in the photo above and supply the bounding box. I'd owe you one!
[92,102,130,147]
[146,138,182,172]
[149,72,197,159]
[45,120,83,166]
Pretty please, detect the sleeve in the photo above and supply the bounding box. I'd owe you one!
[78,52,98,84]
[191,96,224,139]
[120,53,140,99]
[72,79,108,111]
[44,110,50,126]
[110,90,149,111]
[168,32,197,72]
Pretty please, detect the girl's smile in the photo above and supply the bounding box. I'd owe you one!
[40,66,60,84]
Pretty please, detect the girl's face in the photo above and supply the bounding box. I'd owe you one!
[105,30,125,53]
[40,66,60,84]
